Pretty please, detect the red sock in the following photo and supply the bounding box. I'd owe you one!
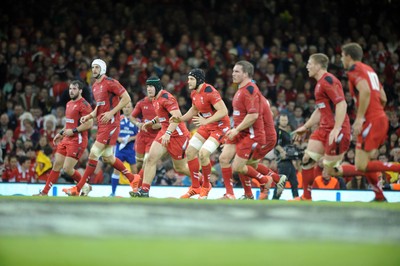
[221,167,234,195]
[201,163,211,188]
[314,165,323,178]
[239,174,253,196]
[42,170,60,194]
[188,158,201,188]
[367,161,400,172]
[365,172,385,200]
[342,164,365,176]
[138,169,144,187]
[112,158,135,182]
[71,170,82,183]
[257,163,280,183]
[77,159,97,190]
[245,165,264,179]
[302,168,315,200]
[142,183,150,192]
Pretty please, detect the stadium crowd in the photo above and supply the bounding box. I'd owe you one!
[0,0,400,194]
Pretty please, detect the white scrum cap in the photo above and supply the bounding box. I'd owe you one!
[91,59,107,75]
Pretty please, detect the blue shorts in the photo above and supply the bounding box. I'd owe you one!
[115,149,136,165]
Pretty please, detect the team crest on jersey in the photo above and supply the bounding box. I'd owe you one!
[315,83,321,94]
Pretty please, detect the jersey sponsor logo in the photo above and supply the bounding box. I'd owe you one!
[120,129,135,134]
[144,106,148,109]
[316,102,326,109]
[97,101,106,106]
[200,112,211,118]
[65,118,74,123]
[159,117,166,122]
[233,110,240,116]
[315,83,321,94]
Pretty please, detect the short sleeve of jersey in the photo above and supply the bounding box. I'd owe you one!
[79,99,93,117]
[347,65,366,87]
[240,88,260,114]
[206,88,223,106]
[322,75,345,105]
[161,94,180,113]
[107,78,126,97]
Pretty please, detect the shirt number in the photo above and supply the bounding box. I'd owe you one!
[367,71,380,91]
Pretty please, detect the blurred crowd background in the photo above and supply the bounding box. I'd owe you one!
[1,0,400,189]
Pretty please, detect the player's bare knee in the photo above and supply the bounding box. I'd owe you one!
[302,154,315,169]
[198,149,211,165]
[102,156,113,164]
[174,163,186,174]
[231,161,244,174]
[219,154,230,166]
[185,149,197,161]
[355,162,367,172]
[146,156,157,166]
[63,167,74,176]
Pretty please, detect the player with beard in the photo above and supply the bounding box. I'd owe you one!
[34,80,93,196]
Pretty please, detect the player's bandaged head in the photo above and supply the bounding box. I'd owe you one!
[146,76,162,94]
[92,59,107,75]
[188,68,205,88]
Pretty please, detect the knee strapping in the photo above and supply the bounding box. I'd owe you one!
[188,136,204,151]
[201,139,219,154]
[102,146,114,157]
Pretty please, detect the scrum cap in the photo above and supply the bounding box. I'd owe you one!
[91,59,107,75]
[146,76,162,94]
[188,68,205,88]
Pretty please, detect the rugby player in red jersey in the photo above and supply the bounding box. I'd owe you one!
[293,53,351,201]
[35,80,93,196]
[131,76,191,197]
[218,60,273,199]
[170,68,230,199]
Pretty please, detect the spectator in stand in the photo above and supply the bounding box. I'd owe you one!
[40,114,57,149]
[18,84,38,111]
[1,154,18,182]
[0,113,10,138]
[16,155,36,183]
[312,171,340,190]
